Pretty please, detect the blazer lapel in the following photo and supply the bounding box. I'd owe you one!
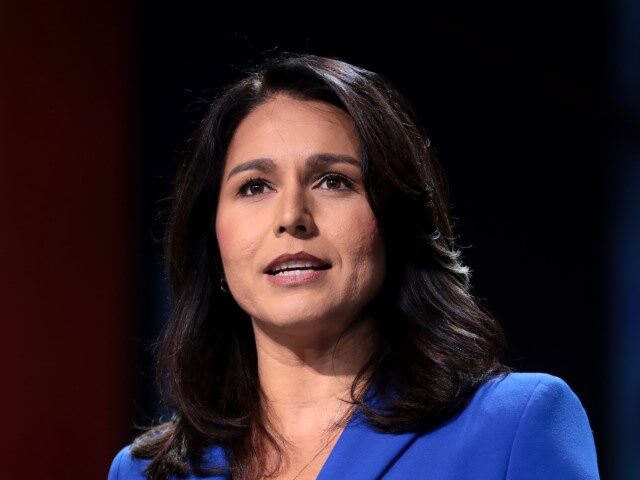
[317,383,421,480]
[202,382,417,480]
[317,409,420,479]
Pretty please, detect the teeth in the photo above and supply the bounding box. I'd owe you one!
[274,269,317,277]
[271,260,326,274]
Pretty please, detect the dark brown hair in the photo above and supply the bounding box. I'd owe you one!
[132,52,508,479]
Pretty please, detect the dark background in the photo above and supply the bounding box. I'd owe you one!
[2,1,638,479]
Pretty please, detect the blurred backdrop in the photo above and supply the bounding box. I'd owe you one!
[2,1,638,479]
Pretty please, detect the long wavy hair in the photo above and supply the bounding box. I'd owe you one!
[132,53,509,479]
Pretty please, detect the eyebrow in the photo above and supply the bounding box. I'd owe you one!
[226,153,361,181]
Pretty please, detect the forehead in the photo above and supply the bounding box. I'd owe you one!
[225,94,361,166]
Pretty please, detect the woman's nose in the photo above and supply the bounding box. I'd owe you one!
[273,183,316,237]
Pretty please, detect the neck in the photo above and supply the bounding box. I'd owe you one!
[251,315,378,436]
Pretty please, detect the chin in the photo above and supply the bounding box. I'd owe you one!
[256,304,348,334]
[268,310,328,328]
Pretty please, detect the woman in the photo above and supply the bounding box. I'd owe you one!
[109,53,599,479]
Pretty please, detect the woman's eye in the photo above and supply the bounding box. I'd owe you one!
[318,174,353,190]
[237,178,271,197]
[237,174,353,197]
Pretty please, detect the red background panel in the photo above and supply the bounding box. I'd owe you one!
[0,1,133,477]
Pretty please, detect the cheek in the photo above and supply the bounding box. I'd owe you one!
[215,213,235,263]
[215,209,261,270]
[215,216,235,262]
[335,204,385,276]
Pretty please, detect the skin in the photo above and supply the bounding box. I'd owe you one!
[215,94,385,478]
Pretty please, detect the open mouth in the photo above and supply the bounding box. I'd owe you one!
[266,264,332,276]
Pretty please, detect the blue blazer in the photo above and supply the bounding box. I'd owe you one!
[108,372,600,479]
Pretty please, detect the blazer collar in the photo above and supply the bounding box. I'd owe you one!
[316,382,421,479]
[203,380,419,479]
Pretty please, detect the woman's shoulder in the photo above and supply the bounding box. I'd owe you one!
[392,371,599,478]
[108,444,151,480]
[108,434,229,480]
[475,371,580,407]
[452,371,599,478]
[465,371,589,427]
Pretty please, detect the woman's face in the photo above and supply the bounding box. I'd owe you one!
[215,94,385,338]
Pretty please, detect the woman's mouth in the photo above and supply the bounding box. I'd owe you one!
[266,261,331,276]
[265,262,332,286]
